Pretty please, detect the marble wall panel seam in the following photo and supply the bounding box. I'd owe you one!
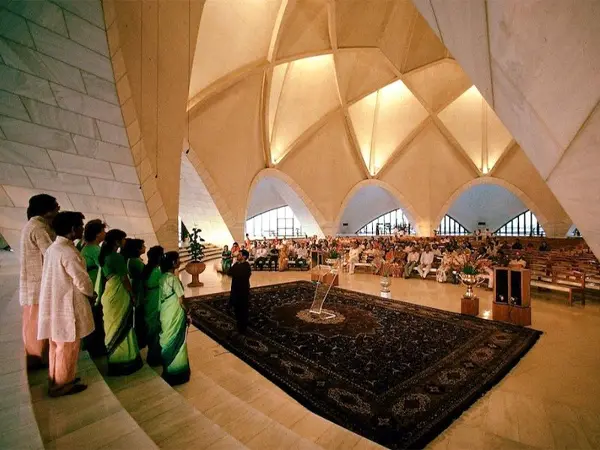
[0,36,87,94]
[0,88,32,122]
[0,141,57,171]
[19,98,96,139]
[22,17,39,52]
[29,22,113,81]
[49,82,123,125]
[15,10,109,61]
[59,6,105,33]
[0,62,58,106]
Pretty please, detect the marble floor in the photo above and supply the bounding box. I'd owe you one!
[179,261,600,450]
[3,251,600,449]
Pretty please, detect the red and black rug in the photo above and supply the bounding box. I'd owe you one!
[187,281,541,449]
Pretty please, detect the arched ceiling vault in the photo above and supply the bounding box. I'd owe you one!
[410,0,600,254]
[113,0,575,241]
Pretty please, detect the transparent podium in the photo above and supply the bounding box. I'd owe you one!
[309,259,340,320]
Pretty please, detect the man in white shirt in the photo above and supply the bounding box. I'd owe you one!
[404,247,420,278]
[348,242,362,274]
[254,244,268,269]
[38,212,94,396]
[417,245,435,278]
[509,253,527,268]
[296,244,309,269]
[20,194,60,369]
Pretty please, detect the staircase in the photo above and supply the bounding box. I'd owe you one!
[179,242,222,266]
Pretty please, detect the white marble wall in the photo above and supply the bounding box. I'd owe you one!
[179,154,233,247]
[0,0,156,251]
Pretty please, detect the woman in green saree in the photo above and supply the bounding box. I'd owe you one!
[99,229,143,376]
[159,251,190,385]
[80,219,107,356]
[141,246,164,366]
[122,239,147,349]
[221,245,233,273]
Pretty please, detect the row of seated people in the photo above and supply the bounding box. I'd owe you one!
[221,235,597,291]
[220,241,311,273]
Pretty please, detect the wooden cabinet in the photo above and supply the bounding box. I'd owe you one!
[493,267,532,326]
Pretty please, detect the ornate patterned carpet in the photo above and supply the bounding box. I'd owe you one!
[187,281,541,449]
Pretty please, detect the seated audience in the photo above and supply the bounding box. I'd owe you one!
[417,245,435,278]
[512,238,523,250]
[539,240,550,252]
[254,244,268,269]
[220,245,233,273]
[278,241,289,271]
[509,252,527,268]
[296,243,308,269]
[348,242,362,274]
[404,248,420,278]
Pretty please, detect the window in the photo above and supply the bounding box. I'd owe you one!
[245,206,303,239]
[356,209,414,235]
[494,210,545,237]
[437,215,470,236]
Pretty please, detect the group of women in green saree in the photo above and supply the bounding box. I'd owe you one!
[79,222,190,385]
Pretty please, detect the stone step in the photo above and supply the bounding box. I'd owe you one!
[176,328,377,449]
[28,351,158,450]
[96,359,247,449]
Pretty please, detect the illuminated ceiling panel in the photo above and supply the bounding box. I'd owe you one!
[189,0,282,98]
[372,80,429,174]
[270,54,340,163]
[335,48,397,103]
[348,91,377,170]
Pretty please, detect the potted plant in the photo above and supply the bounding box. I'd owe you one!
[185,227,206,287]
[450,251,491,298]
[325,249,340,266]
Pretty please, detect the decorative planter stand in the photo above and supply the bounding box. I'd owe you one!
[185,261,206,288]
[461,296,479,316]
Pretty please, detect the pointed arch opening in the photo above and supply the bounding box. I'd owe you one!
[336,180,422,236]
[246,169,326,238]
[434,177,551,237]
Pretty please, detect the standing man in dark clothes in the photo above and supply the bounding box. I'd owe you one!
[228,249,252,332]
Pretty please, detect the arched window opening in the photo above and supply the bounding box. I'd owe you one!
[356,209,414,235]
[246,206,304,239]
[494,210,545,237]
[437,215,470,236]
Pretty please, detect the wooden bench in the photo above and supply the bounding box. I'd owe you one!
[531,270,585,306]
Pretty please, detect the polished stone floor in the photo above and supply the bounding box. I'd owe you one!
[3,251,600,449]
[180,261,600,450]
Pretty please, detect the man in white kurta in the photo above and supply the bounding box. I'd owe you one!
[417,246,435,279]
[20,194,59,369]
[348,243,362,274]
[38,212,94,397]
